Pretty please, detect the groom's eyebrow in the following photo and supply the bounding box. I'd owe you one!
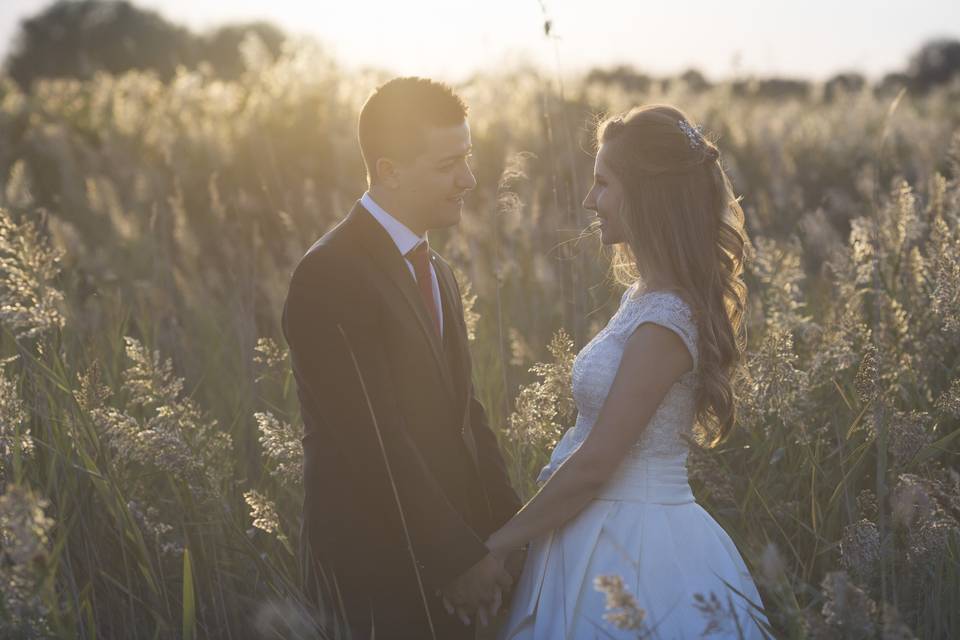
[437,146,473,163]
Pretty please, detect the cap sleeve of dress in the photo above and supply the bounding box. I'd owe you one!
[619,291,699,370]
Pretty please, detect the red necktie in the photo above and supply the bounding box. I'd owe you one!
[406,241,441,337]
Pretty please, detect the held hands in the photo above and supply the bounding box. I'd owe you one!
[438,551,513,627]
[504,546,527,583]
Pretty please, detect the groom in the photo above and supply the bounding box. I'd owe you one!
[282,77,523,639]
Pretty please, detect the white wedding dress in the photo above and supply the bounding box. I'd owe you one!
[498,285,771,639]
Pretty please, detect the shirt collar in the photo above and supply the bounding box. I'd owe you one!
[361,192,425,257]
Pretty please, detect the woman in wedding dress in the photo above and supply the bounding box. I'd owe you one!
[490,105,773,639]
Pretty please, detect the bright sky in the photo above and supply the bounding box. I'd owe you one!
[2,0,959,81]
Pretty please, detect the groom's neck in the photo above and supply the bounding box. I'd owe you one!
[367,185,426,236]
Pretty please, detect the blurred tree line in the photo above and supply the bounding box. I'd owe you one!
[5,0,287,88]
[6,0,960,97]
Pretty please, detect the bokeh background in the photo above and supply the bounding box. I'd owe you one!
[0,1,958,638]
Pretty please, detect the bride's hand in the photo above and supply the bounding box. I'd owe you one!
[484,531,511,560]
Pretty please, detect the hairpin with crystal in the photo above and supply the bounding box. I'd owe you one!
[677,119,705,149]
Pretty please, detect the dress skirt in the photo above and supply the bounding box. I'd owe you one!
[497,457,772,640]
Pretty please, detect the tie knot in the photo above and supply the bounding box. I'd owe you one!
[407,241,429,257]
[406,241,430,266]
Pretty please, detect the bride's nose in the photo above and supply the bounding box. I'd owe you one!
[582,188,595,212]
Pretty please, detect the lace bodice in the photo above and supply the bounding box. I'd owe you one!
[537,284,700,485]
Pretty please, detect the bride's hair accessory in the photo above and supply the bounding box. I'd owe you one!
[677,119,705,149]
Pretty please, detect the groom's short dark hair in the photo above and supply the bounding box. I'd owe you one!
[358,77,468,184]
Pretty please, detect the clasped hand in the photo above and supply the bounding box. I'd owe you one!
[438,548,525,627]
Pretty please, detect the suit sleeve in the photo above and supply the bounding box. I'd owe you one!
[445,265,523,530]
[282,250,490,589]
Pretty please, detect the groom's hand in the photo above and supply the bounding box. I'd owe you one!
[439,552,512,626]
[504,546,527,583]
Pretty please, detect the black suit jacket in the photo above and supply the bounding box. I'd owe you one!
[282,202,521,638]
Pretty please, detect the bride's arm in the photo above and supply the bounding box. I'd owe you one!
[485,321,695,556]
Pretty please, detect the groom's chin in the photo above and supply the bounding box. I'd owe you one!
[437,206,463,227]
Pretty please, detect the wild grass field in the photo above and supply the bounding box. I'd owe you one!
[0,36,959,638]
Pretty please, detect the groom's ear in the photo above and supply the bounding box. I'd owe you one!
[376,157,402,189]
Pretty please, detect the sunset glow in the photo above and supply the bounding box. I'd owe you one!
[3,0,959,80]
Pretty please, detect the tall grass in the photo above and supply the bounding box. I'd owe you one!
[0,38,957,638]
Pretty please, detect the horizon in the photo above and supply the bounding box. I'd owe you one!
[1,0,959,83]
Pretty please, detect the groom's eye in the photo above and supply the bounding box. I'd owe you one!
[439,154,472,171]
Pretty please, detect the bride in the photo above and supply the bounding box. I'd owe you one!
[489,105,772,639]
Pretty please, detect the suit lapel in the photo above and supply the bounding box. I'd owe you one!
[350,203,457,405]
[433,257,469,407]
[432,255,481,471]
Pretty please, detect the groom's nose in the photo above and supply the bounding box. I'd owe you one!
[456,165,478,191]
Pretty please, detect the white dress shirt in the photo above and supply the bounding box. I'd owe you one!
[361,192,444,337]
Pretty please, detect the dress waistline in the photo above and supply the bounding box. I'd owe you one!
[594,455,695,505]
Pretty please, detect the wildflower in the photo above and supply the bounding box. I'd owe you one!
[856,489,878,521]
[840,520,880,589]
[255,411,302,488]
[820,571,877,637]
[121,337,184,410]
[807,290,870,389]
[759,541,787,586]
[0,483,55,637]
[749,235,810,333]
[91,334,233,565]
[127,499,180,557]
[453,267,480,342]
[245,489,286,543]
[3,160,33,210]
[253,337,289,383]
[929,214,960,336]
[909,521,959,615]
[736,325,811,442]
[594,574,647,631]
[239,32,274,75]
[508,327,535,367]
[889,181,923,258]
[798,207,844,266]
[849,216,879,289]
[887,410,932,466]
[692,590,758,637]
[506,329,575,450]
[74,360,112,411]
[0,206,65,340]
[531,330,576,420]
[890,474,935,530]
[934,378,960,419]
[0,366,33,483]
[686,445,737,511]
[853,343,879,404]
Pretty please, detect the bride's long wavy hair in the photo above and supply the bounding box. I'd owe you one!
[595,104,750,448]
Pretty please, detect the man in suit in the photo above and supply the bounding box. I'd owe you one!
[282,77,524,639]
